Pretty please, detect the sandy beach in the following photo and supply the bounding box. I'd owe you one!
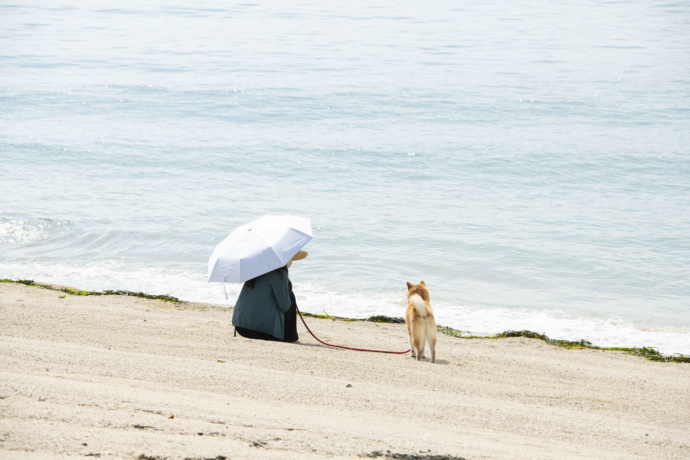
[1,281,688,460]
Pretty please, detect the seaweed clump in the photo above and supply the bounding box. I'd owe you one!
[299,311,358,322]
[482,330,690,364]
[300,312,405,324]
[365,315,406,324]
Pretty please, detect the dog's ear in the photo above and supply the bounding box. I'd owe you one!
[406,282,413,289]
[420,280,426,286]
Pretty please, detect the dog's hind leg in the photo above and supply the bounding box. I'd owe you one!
[412,327,423,361]
[426,321,437,363]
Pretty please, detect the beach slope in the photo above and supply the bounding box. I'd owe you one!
[1,282,688,459]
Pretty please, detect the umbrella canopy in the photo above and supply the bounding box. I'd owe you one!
[208,215,313,283]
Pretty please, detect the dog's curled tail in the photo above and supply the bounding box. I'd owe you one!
[409,294,428,317]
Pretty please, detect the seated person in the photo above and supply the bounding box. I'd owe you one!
[232,250,308,342]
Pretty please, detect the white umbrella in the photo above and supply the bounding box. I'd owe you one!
[208,215,313,285]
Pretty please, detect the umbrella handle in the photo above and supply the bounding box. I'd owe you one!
[223,277,228,300]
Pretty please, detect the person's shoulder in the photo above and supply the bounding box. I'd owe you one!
[262,268,287,282]
[259,269,275,278]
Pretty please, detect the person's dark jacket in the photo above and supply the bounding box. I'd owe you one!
[232,269,291,340]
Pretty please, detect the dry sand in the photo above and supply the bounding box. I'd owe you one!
[1,281,689,460]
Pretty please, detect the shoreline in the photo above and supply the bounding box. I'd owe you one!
[2,279,689,459]
[4,279,689,363]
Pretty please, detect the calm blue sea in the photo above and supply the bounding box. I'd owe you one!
[2,1,689,355]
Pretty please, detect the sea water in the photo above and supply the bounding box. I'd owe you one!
[1,1,689,355]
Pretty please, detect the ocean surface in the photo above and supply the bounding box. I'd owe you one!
[2,1,689,355]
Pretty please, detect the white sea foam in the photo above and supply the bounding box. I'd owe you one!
[0,261,237,305]
[0,218,64,245]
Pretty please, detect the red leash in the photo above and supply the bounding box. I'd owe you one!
[296,306,411,354]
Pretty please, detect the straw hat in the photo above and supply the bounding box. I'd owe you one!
[286,250,308,268]
[291,250,308,261]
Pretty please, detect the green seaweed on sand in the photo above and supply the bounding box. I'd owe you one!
[299,311,359,322]
[365,315,406,324]
[473,330,690,363]
[296,309,406,324]
[1,279,181,303]
[302,312,405,324]
[2,279,36,286]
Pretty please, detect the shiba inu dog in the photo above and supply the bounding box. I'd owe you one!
[405,281,437,363]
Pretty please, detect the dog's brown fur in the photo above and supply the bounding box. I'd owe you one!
[405,281,437,363]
